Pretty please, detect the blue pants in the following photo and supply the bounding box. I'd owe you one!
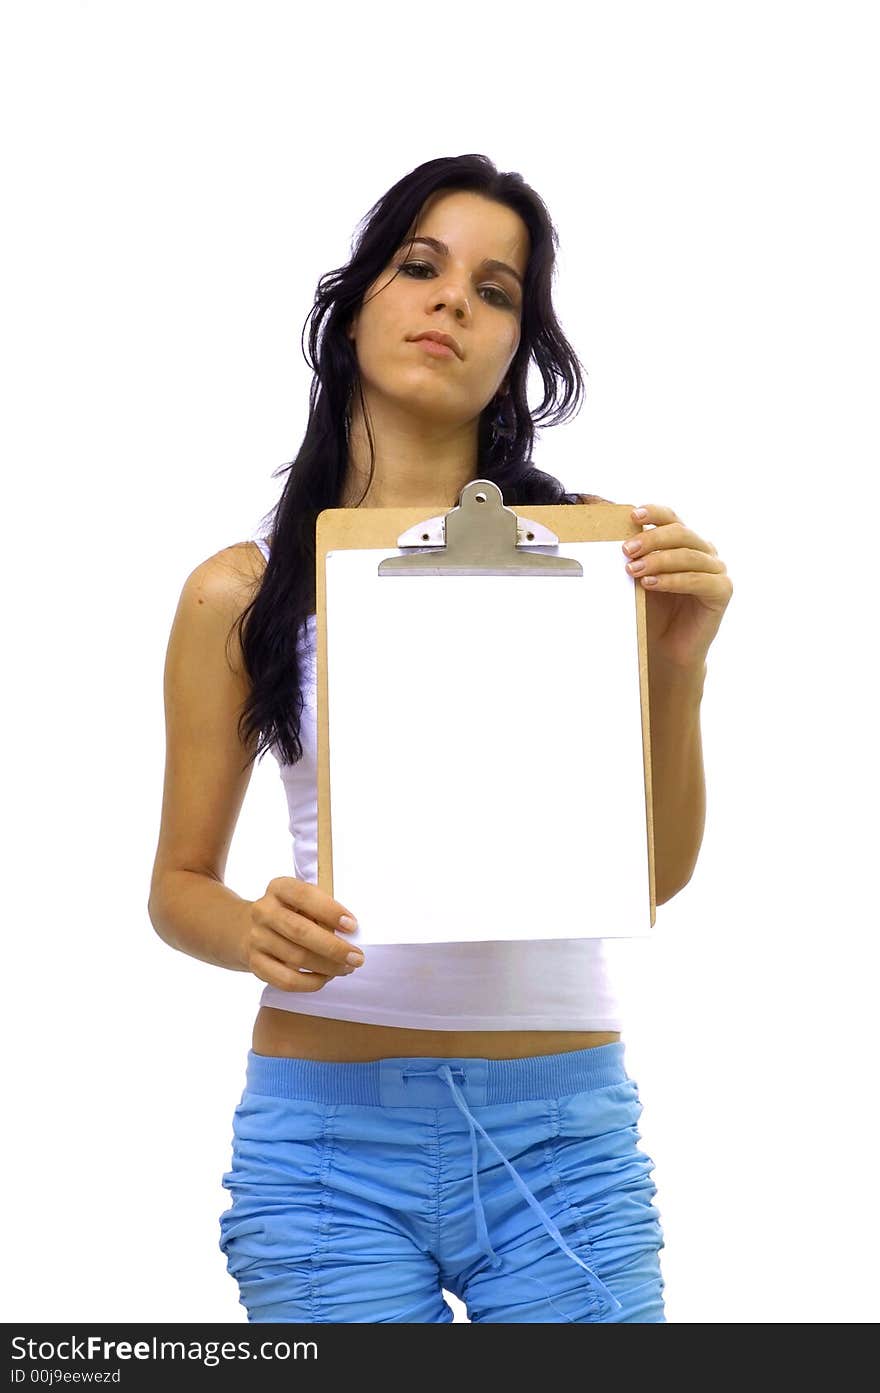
[218,1041,666,1323]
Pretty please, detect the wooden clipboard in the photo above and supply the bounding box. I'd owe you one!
[315,480,655,944]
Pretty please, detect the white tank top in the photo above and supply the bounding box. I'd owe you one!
[251,533,632,1030]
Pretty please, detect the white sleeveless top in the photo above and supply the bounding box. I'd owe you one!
[251,534,630,1030]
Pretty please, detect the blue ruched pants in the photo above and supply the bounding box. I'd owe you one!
[219,1040,666,1322]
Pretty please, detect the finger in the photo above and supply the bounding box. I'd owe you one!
[625,522,702,554]
[270,875,359,933]
[255,924,360,976]
[637,571,734,600]
[630,517,717,561]
[262,907,364,970]
[630,504,682,527]
[248,947,333,993]
[627,546,726,576]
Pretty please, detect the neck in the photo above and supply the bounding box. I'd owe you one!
[341,391,480,509]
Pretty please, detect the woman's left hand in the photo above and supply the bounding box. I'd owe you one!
[622,504,734,672]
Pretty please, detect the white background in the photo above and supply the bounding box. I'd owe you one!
[3,0,878,1324]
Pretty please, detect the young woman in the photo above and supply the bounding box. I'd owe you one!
[149,154,731,1323]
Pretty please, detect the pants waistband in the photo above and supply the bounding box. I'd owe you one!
[244,1040,627,1107]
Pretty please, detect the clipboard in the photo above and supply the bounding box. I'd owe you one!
[315,479,655,947]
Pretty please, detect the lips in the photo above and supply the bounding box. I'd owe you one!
[408,331,463,359]
[413,338,455,358]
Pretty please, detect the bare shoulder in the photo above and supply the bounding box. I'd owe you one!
[172,542,268,682]
[185,541,266,620]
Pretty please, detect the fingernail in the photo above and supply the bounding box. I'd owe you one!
[339,915,358,930]
[633,506,648,519]
[346,951,364,966]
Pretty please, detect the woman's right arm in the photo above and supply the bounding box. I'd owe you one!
[147,544,363,989]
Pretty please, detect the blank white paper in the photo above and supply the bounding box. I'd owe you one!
[325,541,651,944]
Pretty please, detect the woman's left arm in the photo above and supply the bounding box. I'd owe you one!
[620,501,734,902]
[648,657,708,904]
[579,496,734,903]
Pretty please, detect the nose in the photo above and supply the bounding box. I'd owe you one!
[425,275,470,321]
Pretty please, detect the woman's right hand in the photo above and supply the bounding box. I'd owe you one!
[241,877,364,992]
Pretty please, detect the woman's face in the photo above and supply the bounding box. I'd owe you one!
[347,189,528,427]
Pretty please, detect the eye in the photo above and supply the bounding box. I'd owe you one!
[398,260,514,309]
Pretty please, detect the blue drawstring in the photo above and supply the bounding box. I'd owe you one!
[403,1063,624,1321]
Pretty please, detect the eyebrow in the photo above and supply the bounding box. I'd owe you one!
[400,236,524,289]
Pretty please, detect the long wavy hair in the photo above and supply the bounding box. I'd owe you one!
[232,153,602,770]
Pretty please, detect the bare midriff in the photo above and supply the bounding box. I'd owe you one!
[252,1005,620,1062]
